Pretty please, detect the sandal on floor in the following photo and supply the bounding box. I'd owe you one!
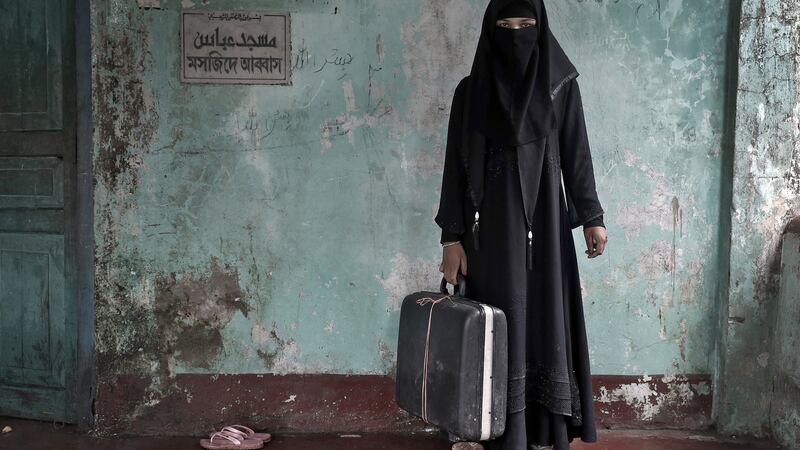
[200,430,264,449]
[209,425,272,443]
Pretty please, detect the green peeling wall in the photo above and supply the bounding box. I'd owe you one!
[715,0,800,444]
[91,0,739,431]
[769,222,800,447]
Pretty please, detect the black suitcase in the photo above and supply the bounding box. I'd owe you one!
[395,275,508,442]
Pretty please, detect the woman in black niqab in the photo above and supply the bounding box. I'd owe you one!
[435,0,609,449]
[470,0,557,146]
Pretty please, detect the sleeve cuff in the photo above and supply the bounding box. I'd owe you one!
[440,229,462,245]
[583,215,605,229]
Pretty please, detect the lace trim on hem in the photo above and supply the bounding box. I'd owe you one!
[524,363,584,426]
[507,374,526,414]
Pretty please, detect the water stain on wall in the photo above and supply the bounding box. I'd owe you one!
[154,258,250,370]
[97,257,250,388]
[93,2,162,381]
[93,8,158,193]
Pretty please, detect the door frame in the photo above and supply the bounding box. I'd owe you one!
[74,0,95,429]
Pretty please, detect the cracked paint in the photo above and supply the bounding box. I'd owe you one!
[596,374,709,422]
[718,0,800,443]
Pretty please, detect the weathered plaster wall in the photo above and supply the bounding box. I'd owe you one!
[553,0,729,379]
[770,220,800,448]
[91,0,731,430]
[716,0,800,440]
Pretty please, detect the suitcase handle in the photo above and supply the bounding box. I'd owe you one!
[439,273,466,297]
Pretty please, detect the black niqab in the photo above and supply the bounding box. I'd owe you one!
[468,0,557,146]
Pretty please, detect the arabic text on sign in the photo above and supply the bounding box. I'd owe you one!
[193,28,278,51]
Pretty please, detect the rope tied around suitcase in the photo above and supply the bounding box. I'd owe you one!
[415,294,455,423]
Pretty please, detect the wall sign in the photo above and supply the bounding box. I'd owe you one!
[181,10,291,85]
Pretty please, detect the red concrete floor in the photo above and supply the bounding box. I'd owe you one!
[0,418,783,450]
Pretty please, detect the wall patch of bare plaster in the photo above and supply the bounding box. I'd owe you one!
[678,258,703,306]
[378,253,442,313]
[254,320,303,374]
[626,240,680,310]
[399,0,482,138]
[596,374,709,422]
[400,143,446,179]
[321,78,393,151]
[616,150,693,241]
[96,256,252,429]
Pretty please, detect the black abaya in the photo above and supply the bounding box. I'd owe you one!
[435,72,603,450]
[434,2,605,448]
[462,140,597,450]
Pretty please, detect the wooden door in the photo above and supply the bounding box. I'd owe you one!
[0,0,78,422]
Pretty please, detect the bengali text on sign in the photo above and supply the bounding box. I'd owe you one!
[181,10,291,85]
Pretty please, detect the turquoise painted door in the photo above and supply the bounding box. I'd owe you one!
[0,0,78,422]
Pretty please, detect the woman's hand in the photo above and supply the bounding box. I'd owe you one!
[583,226,608,259]
[439,242,467,285]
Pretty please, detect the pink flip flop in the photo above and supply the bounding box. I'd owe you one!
[200,429,264,449]
[208,425,272,443]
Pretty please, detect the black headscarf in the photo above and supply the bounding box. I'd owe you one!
[439,0,580,250]
[466,0,557,146]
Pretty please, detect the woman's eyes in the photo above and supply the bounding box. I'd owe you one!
[497,21,536,28]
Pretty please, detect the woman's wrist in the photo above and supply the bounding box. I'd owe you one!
[442,241,461,249]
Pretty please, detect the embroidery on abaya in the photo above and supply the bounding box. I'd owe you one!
[467,0,557,146]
